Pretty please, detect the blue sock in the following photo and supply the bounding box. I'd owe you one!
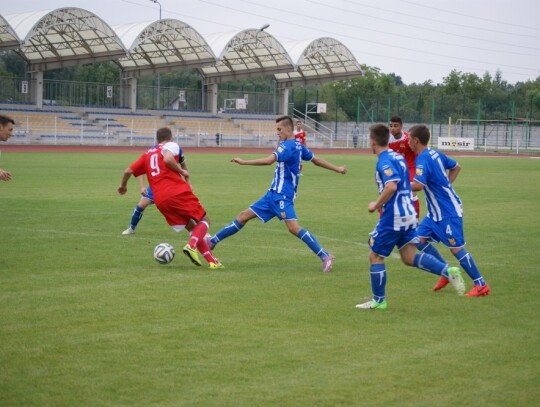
[413,253,447,276]
[454,248,485,286]
[212,219,244,245]
[417,241,446,263]
[130,205,145,230]
[370,264,386,303]
[296,228,328,259]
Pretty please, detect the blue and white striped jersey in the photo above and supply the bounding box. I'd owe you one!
[413,148,463,221]
[269,138,314,200]
[376,150,417,231]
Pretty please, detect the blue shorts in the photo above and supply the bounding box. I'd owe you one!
[416,216,465,248]
[143,186,154,203]
[369,226,419,258]
[250,191,297,223]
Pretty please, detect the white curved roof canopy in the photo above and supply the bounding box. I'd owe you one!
[116,19,217,77]
[276,38,363,86]
[0,8,362,86]
[0,15,20,51]
[3,8,126,72]
[201,29,295,83]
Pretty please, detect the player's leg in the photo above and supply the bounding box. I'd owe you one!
[277,196,333,272]
[416,217,459,291]
[122,195,153,235]
[444,218,489,296]
[208,194,271,249]
[416,218,446,261]
[180,194,223,267]
[190,216,223,268]
[417,240,446,263]
[416,238,451,291]
[356,251,387,310]
[400,234,465,296]
[158,194,205,266]
[450,246,490,296]
[285,219,334,272]
[207,208,257,250]
[356,229,397,309]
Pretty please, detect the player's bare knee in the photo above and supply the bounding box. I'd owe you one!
[237,209,254,224]
[287,226,299,235]
[369,251,384,264]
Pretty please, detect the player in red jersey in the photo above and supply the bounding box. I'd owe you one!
[118,127,223,269]
[293,119,307,145]
[389,115,420,218]
[294,120,307,173]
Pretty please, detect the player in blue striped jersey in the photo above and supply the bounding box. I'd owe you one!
[206,115,347,272]
[356,124,465,310]
[408,124,490,297]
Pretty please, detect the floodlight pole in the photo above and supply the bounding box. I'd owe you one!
[150,0,162,109]
[255,24,270,41]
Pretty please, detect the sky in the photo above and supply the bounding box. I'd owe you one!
[3,0,540,85]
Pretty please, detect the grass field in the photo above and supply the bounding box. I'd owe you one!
[1,149,539,406]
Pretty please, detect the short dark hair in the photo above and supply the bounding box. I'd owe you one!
[408,124,431,145]
[369,124,390,147]
[276,115,294,129]
[389,115,402,124]
[0,114,15,126]
[156,127,173,143]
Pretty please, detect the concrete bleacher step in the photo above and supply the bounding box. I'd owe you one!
[1,104,286,146]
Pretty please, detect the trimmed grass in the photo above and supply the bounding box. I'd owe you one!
[0,151,539,406]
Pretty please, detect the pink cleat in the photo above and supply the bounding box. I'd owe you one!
[322,254,334,273]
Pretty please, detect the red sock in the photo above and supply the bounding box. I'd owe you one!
[197,238,219,264]
[189,222,208,249]
[189,222,218,263]
[413,198,420,219]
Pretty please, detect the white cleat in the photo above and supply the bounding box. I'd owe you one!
[355,299,387,310]
[122,227,135,235]
[447,267,466,296]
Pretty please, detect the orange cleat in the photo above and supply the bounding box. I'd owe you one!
[465,284,491,297]
[433,276,449,291]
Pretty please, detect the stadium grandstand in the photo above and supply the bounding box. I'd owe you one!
[0,7,363,147]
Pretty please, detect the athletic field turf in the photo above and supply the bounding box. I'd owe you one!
[1,149,539,406]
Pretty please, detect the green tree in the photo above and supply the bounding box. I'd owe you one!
[0,51,26,77]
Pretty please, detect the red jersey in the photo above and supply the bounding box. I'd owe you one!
[294,129,306,145]
[388,131,416,181]
[130,142,190,205]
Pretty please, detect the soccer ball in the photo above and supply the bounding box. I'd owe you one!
[153,243,175,264]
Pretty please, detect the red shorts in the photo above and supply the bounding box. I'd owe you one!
[156,191,206,228]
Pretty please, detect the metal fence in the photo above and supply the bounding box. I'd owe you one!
[1,75,539,152]
[0,76,276,113]
[324,120,540,152]
[6,114,539,153]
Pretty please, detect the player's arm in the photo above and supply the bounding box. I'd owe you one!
[0,168,12,181]
[163,150,189,178]
[411,180,424,192]
[231,154,276,166]
[311,156,347,174]
[118,167,134,195]
[368,181,397,212]
[180,161,190,185]
[136,175,148,196]
[447,163,461,184]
